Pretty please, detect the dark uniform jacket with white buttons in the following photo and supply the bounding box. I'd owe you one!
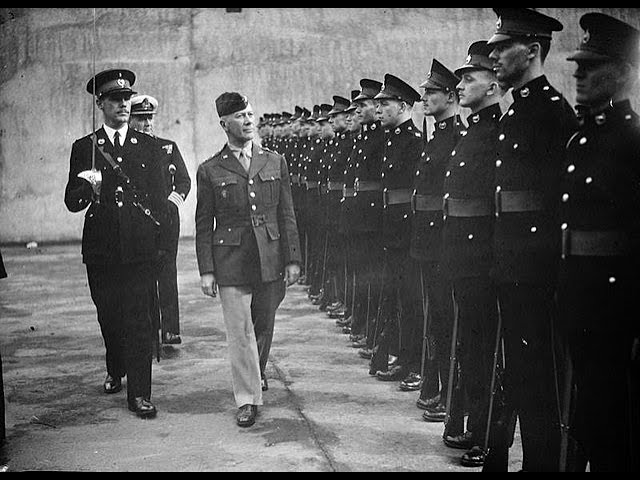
[381,119,424,250]
[325,132,351,231]
[442,105,501,279]
[195,143,301,286]
[340,131,359,236]
[156,136,191,248]
[558,100,640,334]
[351,121,385,234]
[303,136,325,232]
[410,114,464,263]
[64,127,172,265]
[493,76,579,285]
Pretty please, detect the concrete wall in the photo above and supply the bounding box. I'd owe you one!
[1,7,639,244]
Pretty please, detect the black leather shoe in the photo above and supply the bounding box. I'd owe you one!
[358,348,374,359]
[163,332,182,345]
[128,397,157,419]
[103,375,122,394]
[443,431,474,450]
[461,446,486,468]
[236,404,258,427]
[416,394,441,410]
[261,376,269,392]
[376,365,406,382]
[422,403,446,422]
[399,372,422,391]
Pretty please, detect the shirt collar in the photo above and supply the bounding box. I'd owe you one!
[228,142,253,160]
[103,124,129,146]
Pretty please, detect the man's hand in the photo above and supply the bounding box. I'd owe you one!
[201,273,218,298]
[284,263,301,287]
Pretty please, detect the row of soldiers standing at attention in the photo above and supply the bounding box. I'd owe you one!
[258,8,639,473]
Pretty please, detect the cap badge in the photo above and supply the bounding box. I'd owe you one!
[466,55,472,65]
[116,78,126,88]
[582,30,590,45]
[496,17,502,30]
[142,98,150,109]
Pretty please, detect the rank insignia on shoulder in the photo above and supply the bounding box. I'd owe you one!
[131,137,138,144]
[162,144,174,155]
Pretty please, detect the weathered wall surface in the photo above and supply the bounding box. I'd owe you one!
[1,7,639,244]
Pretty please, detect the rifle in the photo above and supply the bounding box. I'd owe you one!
[419,264,431,379]
[444,288,460,429]
[484,297,504,453]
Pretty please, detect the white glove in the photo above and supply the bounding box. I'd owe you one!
[168,191,184,208]
[77,169,102,195]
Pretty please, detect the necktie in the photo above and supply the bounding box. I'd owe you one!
[113,131,122,157]
[239,150,251,173]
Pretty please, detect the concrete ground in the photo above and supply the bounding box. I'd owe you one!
[0,240,522,472]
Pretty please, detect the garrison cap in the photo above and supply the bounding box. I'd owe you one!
[317,104,333,122]
[420,59,460,92]
[86,68,136,98]
[375,73,421,105]
[130,94,158,115]
[455,41,495,76]
[354,79,383,101]
[487,8,563,45]
[567,12,640,66]
[216,92,249,117]
[328,96,351,116]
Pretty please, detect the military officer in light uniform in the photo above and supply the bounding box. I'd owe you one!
[485,8,579,471]
[196,92,301,428]
[369,74,424,385]
[558,13,640,472]
[64,69,172,419]
[129,94,191,346]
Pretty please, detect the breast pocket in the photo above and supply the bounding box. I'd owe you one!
[212,176,240,206]
[258,168,281,204]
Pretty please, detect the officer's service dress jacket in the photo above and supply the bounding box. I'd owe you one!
[195,143,301,287]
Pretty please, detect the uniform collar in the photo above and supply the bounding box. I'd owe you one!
[512,75,552,104]
[103,124,129,146]
[227,142,253,160]
[582,100,638,128]
[466,103,502,127]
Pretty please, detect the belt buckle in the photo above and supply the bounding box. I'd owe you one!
[383,189,389,208]
[411,191,417,214]
[442,197,449,218]
[494,189,502,218]
[561,228,570,260]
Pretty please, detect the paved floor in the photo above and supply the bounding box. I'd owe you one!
[0,240,522,472]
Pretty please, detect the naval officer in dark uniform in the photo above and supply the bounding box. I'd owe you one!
[559,13,640,472]
[64,69,171,418]
[486,8,579,471]
[370,74,424,384]
[411,59,463,418]
[442,41,505,467]
[129,94,192,346]
[196,92,301,428]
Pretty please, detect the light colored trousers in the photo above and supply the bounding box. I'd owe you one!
[218,280,286,408]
